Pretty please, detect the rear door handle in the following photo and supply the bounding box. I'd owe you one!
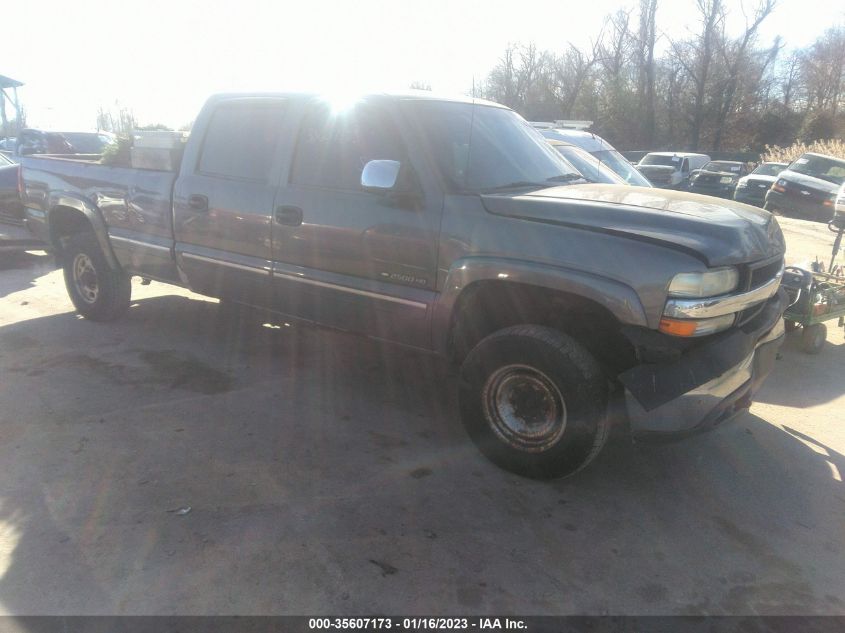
[188,194,209,212]
[275,205,303,226]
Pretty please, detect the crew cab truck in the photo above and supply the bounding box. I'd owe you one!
[21,92,788,479]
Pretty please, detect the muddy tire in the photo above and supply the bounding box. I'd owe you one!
[62,232,131,321]
[458,325,609,480]
[801,323,826,355]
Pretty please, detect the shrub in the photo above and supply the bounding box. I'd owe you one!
[760,139,845,163]
[99,135,132,167]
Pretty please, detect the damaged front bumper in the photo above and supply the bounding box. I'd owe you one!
[620,289,788,438]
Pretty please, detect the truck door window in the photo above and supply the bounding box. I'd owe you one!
[197,100,287,182]
[290,102,406,191]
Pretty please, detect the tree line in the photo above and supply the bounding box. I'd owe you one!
[479,0,845,154]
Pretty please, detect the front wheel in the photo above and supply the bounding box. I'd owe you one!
[62,232,131,321]
[458,325,609,480]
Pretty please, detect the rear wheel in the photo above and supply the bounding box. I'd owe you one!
[801,323,826,354]
[62,232,131,321]
[458,325,609,480]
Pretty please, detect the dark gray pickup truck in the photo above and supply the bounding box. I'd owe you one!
[21,92,788,479]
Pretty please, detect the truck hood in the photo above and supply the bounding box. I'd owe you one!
[779,169,840,195]
[741,174,778,185]
[480,184,785,267]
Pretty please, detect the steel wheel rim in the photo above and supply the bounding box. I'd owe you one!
[481,364,567,452]
[72,253,99,304]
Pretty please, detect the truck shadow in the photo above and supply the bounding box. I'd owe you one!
[0,294,843,614]
[751,327,845,407]
[0,250,57,300]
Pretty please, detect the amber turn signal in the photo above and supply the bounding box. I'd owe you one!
[659,318,699,337]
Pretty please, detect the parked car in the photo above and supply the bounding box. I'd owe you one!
[15,128,114,156]
[0,137,16,151]
[836,182,845,219]
[733,162,788,207]
[764,153,845,222]
[536,127,653,186]
[637,152,711,189]
[21,92,787,479]
[688,161,750,199]
[546,139,627,185]
[0,151,44,252]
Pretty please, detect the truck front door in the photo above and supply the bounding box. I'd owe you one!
[173,98,289,307]
[269,99,440,348]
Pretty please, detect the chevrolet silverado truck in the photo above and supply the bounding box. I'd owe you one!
[764,152,845,222]
[21,92,788,479]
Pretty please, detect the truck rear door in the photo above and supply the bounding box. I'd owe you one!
[173,98,289,306]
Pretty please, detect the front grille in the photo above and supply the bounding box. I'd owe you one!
[0,211,24,227]
[749,258,783,290]
[746,179,772,191]
[697,175,718,184]
[784,182,828,203]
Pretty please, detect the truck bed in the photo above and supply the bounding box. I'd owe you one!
[21,155,179,281]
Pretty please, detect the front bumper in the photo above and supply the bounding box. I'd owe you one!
[733,185,770,207]
[621,290,787,438]
[764,190,832,222]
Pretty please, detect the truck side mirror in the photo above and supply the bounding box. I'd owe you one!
[361,160,401,192]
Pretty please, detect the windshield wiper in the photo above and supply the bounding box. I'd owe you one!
[479,181,553,193]
[546,173,586,183]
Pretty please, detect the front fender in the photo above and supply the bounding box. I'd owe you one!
[432,256,648,354]
[49,193,120,270]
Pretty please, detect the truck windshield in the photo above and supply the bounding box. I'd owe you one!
[640,154,680,167]
[406,101,583,193]
[789,154,845,185]
[752,163,787,176]
[553,145,625,184]
[704,161,742,173]
[591,149,652,186]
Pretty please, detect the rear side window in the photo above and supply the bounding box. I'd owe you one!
[198,100,286,181]
[290,102,406,190]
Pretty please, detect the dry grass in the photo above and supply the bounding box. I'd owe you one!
[761,139,845,163]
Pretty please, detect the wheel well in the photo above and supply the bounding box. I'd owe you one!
[449,280,636,375]
[49,206,95,255]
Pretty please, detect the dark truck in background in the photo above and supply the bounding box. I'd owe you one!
[764,152,845,222]
[21,92,788,479]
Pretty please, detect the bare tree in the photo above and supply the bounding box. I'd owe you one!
[635,0,659,146]
[669,0,725,149]
[710,0,777,150]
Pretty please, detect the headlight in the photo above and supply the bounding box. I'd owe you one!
[667,267,739,298]
[720,176,735,184]
[772,179,787,192]
[735,179,748,188]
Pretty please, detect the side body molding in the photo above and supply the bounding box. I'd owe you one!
[48,193,120,270]
[431,257,648,353]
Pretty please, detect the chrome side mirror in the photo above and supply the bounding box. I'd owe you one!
[361,160,400,191]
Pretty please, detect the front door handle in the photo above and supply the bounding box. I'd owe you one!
[188,194,209,212]
[275,205,303,226]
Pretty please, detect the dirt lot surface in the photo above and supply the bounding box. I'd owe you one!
[0,216,842,615]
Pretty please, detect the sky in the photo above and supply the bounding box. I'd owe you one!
[2,0,842,131]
